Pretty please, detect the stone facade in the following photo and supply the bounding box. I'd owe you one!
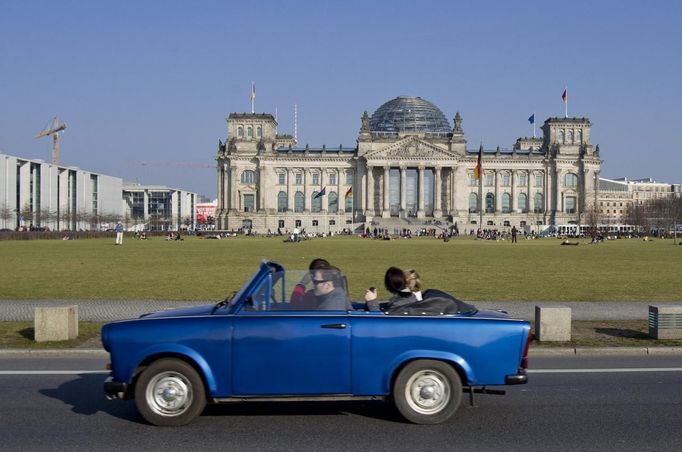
[216,96,602,233]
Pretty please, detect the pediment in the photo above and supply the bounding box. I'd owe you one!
[364,136,456,161]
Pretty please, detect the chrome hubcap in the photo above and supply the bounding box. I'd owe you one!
[405,369,450,415]
[146,371,193,416]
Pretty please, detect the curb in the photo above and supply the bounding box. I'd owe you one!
[0,349,108,358]
[3,347,682,358]
[531,346,682,356]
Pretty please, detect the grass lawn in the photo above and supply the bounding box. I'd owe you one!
[0,235,680,302]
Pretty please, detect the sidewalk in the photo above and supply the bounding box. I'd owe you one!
[0,299,663,321]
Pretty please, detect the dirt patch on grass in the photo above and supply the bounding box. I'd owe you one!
[533,320,682,347]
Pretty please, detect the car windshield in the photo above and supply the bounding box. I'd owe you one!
[244,268,351,312]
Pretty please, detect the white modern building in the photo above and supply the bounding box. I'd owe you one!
[122,183,197,231]
[0,152,122,230]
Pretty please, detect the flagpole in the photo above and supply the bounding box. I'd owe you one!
[564,86,568,118]
[251,82,255,114]
[533,112,536,138]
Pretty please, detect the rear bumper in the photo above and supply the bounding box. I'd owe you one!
[104,376,129,400]
[505,370,528,385]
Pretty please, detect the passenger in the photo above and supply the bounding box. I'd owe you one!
[404,269,423,301]
[310,265,351,311]
[364,266,417,312]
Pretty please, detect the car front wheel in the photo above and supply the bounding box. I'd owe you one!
[134,358,206,426]
[393,359,462,424]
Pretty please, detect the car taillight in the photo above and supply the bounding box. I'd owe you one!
[520,332,533,369]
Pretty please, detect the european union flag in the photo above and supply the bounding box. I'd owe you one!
[528,114,535,125]
[314,187,326,199]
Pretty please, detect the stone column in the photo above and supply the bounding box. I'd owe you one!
[382,165,391,218]
[495,171,501,213]
[417,166,425,218]
[366,165,374,217]
[287,169,294,212]
[230,166,238,212]
[304,168,310,212]
[400,166,407,215]
[434,166,442,217]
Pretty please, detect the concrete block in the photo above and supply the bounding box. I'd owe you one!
[648,305,682,339]
[34,306,79,342]
[535,305,571,342]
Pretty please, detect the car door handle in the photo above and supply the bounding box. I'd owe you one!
[321,323,347,329]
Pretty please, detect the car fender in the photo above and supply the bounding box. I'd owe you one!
[133,343,219,394]
[385,349,475,390]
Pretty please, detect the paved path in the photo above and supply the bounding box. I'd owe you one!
[0,299,666,321]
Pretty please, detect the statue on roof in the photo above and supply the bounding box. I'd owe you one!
[361,111,370,133]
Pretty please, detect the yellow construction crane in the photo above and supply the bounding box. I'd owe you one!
[34,116,67,165]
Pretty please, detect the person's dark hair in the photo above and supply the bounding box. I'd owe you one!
[384,266,407,294]
[316,264,342,288]
[309,258,330,270]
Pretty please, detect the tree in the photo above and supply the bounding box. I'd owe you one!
[0,203,13,229]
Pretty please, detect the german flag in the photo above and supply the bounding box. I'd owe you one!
[345,186,353,198]
[474,145,482,180]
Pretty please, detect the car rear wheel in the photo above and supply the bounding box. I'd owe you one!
[134,358,206,426]
[393,359,462,424]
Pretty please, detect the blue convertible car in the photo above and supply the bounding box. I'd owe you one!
[102,260,531,426]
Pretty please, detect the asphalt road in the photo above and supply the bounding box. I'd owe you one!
[1,355,682,451]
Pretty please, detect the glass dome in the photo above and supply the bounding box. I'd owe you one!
[369,96,451,134]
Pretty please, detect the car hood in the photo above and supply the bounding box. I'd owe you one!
[139,304,218,319]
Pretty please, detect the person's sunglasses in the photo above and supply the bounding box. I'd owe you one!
[312,279,329,285]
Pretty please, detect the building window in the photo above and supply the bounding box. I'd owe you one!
[520,220,526,227]
[312,173,320,185]
[295,173,303,185]
[247,127,253,138]
[257,126,262,138]
[329,220,335,226]
[565,196,576,213]
[346,172,354,185]
[329,173,337,186]
[487,220,494,226]
[518,173,527,186]
[328,192,338,212]
[534,193,544,213]
[502,174,510,187]
[294,191,304,213]
[485,193,495,213]
[468,174,476,186]
[241,170,256,184]
[345,194,353,213]
[295,220,301,227]
[559,130,565,142]
[277,191,287,212]
[518,193,528,213]
[278,220,285,228]
[468,193,478,213]
[311,192,321,213]
[243,194,255,212]
[503,220,510,227]
[535,174,543,187]
[485,173,494,187]
[501,193,511,213]
[312,220,318,227]
[278,173,286,185]
[577,130,582,143]
[237,127,243,138]
[567,130,573,143]
[564,173,578,187]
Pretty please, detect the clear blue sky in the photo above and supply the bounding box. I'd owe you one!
[1,0,680,198]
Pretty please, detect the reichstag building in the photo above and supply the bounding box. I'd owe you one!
[215,96,601,233]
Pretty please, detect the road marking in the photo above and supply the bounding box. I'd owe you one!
[529,367,682,374]
[0,370,109,375]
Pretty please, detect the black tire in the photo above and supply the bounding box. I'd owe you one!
[393,359,462,424]
[134,358,206,426]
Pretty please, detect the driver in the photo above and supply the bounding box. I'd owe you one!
[311,265,351,311]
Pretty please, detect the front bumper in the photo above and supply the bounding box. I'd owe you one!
[104,376,129,400]
[505,370,528,385]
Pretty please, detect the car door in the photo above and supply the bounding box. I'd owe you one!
[231,311,351,395]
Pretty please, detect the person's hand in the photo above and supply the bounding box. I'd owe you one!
[364,288,377,302]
